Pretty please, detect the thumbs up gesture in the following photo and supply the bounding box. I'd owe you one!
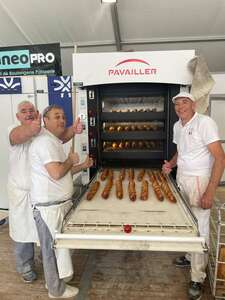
[30,112,42,136]
[162,160,172,174]
[73,117,83,134]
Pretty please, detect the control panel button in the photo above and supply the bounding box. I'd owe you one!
[82,144,87,152]
[90,117,95,127]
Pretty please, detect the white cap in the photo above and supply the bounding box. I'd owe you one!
[172,92,195,103]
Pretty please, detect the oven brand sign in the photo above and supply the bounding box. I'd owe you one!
[108,58,157,76]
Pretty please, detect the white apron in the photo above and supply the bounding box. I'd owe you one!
[37,200,73,279]
[176,174,210,207]
[8,183,38,243]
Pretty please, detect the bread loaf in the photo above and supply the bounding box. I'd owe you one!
[100,169,109,181]
[137,169,145,181]
[140,180,148,200]
[116,179,123,199]
[128,180,136,201]
[101,178,113,199]
[148,171,164,201]
[86,181,100,200]
[128,168,134,180]
[119,168,126,181]
[156,171,176,203]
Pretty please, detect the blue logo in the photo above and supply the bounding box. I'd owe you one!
[0,50,30,70]
[0,77,22,94]
[48,76,73,127]
[52,76,71,98]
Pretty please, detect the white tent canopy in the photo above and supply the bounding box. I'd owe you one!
[0,0,225,74]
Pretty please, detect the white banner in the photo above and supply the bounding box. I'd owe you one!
[73,50,195,86]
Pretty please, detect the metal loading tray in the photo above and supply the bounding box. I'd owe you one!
[55,169,207,253]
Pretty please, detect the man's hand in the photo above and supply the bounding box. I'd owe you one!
[82,155,94,169]
[30,113,42,136]
[68,148,80,165]
[200,190,214,209]
[162,160,172,174]
[73,117,83,134]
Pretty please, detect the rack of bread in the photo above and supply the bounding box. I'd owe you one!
[103,141,163,151]
[104,122,163,132]
[55,168,205,253]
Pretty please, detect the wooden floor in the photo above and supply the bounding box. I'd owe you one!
[0,187,224,300]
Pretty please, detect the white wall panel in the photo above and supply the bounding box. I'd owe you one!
[211,100,225,140]
[35,76,48,117]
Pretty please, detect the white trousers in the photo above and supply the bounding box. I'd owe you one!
[177,174,210,283]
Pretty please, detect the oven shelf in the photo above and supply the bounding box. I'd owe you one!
[101,131,166,140]
[102,150,164,160]
[101,112,165,122]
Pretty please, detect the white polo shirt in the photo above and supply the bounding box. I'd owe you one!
[29,129,74,205]
[173,112,220,176]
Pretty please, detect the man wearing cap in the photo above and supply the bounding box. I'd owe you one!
[162,92,224,300]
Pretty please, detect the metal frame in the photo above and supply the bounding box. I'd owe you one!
[208,202,225,299]
[55,171,207,253]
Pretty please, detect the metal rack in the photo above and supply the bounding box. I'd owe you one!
[55,169,206,253]
[208,201,225,299]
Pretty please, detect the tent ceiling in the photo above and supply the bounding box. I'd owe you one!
[0,0,225,74]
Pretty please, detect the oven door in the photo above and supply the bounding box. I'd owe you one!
[54,170,207,253]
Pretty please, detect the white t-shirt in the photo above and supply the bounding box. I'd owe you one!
[8,124,32,190]
[173,112,220,176]
[29,129,74,205]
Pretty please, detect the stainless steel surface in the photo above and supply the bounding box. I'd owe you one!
[55,169,206,253]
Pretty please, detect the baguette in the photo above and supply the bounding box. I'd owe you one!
[119,168,126,181]
[101,178,113,199]
[137,169,145,181]
[116,179,123,199]
[128,180,136,201]
[86,181,100,200]
[100,169,109,181]
[157,171,176,203]
[140,180,148,200]
[128,168,134,180]
[148,171,164,201]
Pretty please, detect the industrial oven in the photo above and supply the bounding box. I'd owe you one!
[54,50,206,254]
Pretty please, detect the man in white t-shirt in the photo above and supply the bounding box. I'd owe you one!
[162,92,225,300]
[29,105,93,299]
